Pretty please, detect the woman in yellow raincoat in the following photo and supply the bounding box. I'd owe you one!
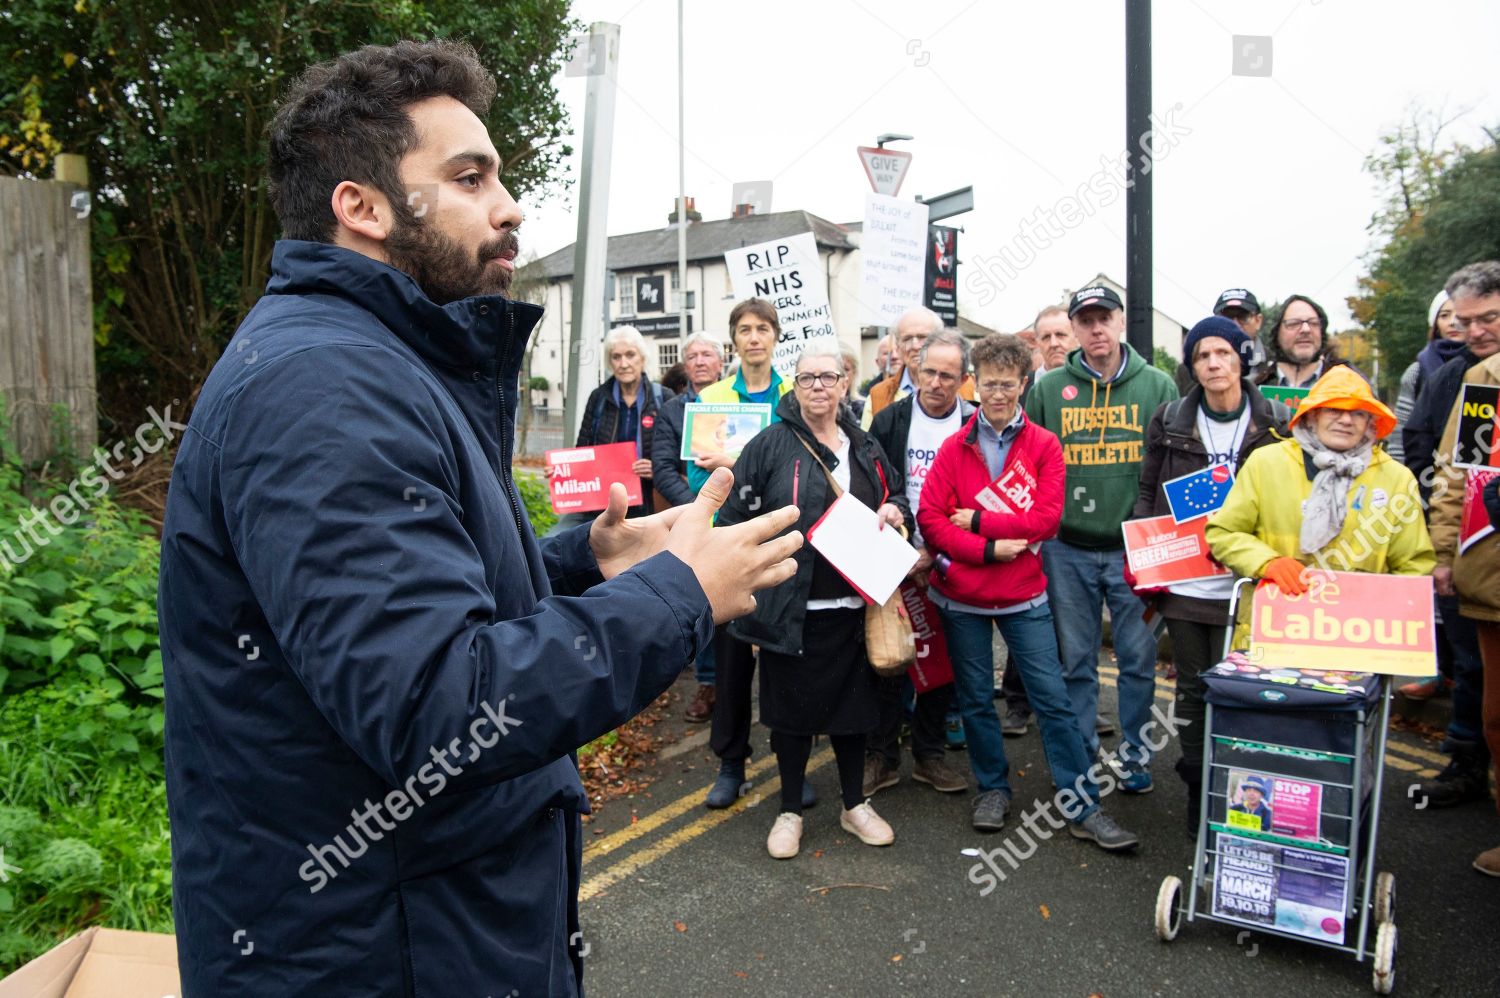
[1206,367,1436,646]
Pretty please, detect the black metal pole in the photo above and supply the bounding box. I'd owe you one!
[1125,0,1153,358]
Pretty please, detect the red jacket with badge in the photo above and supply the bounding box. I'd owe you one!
[917,410,1065,609]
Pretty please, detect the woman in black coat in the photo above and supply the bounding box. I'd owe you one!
[1131,317,1290,834]
[718,342,910,860]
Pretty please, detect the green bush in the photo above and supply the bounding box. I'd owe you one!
[0,428,171,972]
[516,472,558,534]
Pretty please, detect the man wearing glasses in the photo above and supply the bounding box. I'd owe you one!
[864,306,974,424]
[864,330,976,797]
[1408,261,1500,817]
[1254,294,1362,389]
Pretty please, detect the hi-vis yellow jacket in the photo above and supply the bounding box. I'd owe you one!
[1205,437,1436,645]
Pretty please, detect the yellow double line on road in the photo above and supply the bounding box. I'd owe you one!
[579,748,834,901]
[1098,666,1442,778]
[582,668,1448,899]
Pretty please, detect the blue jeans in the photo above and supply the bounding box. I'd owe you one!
[937,601,1098,817]
[1042,540,1161,767]
[694,635,715,686]
[1438,593,1487,755]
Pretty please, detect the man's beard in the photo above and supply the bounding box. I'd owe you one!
[386,217,517,305]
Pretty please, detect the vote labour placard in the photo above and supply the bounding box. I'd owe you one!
[1120,515,1230,588]
[974,452,1038,515]
[1452,383,1499,470]
[1249,570,1435,676]
[545,442,641,514]
[723,233,836,378]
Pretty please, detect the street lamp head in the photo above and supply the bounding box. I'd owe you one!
[876,132,914,148]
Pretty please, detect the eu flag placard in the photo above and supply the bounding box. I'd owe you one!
[1163,463,1234,523]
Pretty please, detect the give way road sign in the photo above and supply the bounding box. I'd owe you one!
[857,146,913,196]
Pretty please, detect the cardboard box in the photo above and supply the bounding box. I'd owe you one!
[0,927,180,997]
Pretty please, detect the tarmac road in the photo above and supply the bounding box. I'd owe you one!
[574,654,1500,998]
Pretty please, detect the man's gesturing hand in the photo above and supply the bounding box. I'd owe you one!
[666,467,802,624]
[591,483,686,581]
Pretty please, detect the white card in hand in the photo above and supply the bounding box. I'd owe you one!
[806,492,919,606]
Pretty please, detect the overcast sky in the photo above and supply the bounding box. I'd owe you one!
[517,0,1500,336]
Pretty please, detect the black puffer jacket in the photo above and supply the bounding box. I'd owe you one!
[718,392,909,656]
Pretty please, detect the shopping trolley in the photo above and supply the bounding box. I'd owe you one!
[1153,578,1399,993]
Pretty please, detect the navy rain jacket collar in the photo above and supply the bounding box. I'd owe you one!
[266,239,543,377]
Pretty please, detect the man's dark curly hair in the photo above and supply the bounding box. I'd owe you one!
[268,39,496,241]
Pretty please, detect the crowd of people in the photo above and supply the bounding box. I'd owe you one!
[626,265,1500,875]
[156,39,1497,990]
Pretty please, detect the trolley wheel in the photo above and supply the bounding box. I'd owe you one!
[1374,871,1395,924]
[1371,921,1397,994]
[1154,875,1183,941]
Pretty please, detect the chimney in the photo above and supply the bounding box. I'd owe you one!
[667,196,702,225]
[732,202,754,219]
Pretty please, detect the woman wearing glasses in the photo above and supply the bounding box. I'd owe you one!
[916,335,1140,851]
[1206,366,1435,645]
[717,341,909,859]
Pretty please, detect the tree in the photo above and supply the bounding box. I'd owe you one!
[1151,346,1178,378]
[1350,111,1500,396]
[0,1,577,433]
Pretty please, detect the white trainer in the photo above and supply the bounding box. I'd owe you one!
[840,801,895,846]
[767,812,803,859]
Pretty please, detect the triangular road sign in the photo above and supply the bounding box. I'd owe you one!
[857,146,912,197]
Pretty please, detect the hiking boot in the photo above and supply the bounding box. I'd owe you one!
[1095,714,1117,737]
[1069,810,1140,851]
[767,812,803,859]
[840,801,895,846]
[705,761,750,809]
[1001,708,1030,737]
[971,789,1010,832]
[1119,761,1154,795]
[912,755,967,793]
[1412,753,1491,809]
[683,683,714,723]
[862,755,899,798]
[1474,844,1500,877]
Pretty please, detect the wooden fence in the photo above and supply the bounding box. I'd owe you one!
[0,174,96,464]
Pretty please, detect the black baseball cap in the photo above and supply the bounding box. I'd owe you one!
[1067,285,1124,317]
[1213,288,1261,315]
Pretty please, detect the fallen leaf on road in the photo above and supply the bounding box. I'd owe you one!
[674,921,687,933]
[891,955,903,963]
[630,814,639,825]
[733,971,748,979]
[813,850,824,858]
[1039,904,1051,920]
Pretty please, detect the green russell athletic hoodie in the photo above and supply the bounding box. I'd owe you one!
[1024,342,1178,549]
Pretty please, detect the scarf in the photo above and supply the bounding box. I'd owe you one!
[1292,422,1374,554]
[1415,337,1467,381]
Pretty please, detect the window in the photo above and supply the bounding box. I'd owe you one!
[617,276,634,317]
[722,340,736,365]
[671,289,696,311]
[671,270,680,290]
[658,342,679,369]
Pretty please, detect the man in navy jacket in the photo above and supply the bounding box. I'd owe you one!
[158,40,799,996]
